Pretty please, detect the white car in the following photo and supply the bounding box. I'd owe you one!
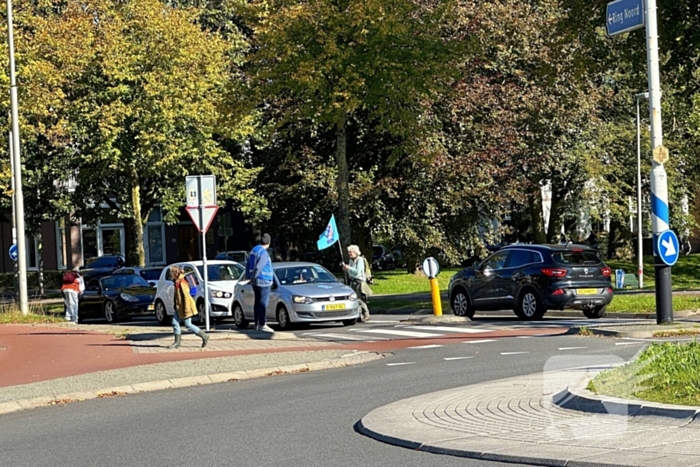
[153,260,245,325]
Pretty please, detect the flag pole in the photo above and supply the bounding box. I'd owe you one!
[337,238,348,285]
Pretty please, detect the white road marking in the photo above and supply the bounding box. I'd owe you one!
[615,342,644,346]
[366,320,400,324]
[301,333,385,341]
[407,344,444,350]
[386,362,416,367]
[558,346,588,351]
[400,325,493,334]
[443,356,475,361]
[500,351,530,356]
[516,336,533,339]
[464,339,496,344]
[348,329,446,338]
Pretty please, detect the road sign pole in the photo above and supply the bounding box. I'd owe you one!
[197,176,210,332]
[644,0,672,324]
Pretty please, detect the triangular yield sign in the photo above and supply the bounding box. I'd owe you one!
[186,206,219,234]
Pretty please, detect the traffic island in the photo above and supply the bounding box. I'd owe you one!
[574,322,700,339]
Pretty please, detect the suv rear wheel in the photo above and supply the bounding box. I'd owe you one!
[515,289,545,320]
[583,305,606,319]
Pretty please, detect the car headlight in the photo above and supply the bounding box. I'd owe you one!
[119,293,139,302]
[210,290,232,299]
[293,295,314,304]
[349,292,357,300]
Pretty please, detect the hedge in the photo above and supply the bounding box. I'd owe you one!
[0,271,64,291]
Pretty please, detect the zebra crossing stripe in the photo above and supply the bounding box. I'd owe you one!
[302,333,386,341]
[403,325,493,334]
[407,344,444,349]
[348,329,446,338]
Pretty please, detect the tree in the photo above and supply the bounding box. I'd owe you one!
[15,0,266,266]
[245,0,461,255]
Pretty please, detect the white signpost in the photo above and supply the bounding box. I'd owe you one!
[185,175,218,331]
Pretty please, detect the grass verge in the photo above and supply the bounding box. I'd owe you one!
[607,295,700,314]
[607,254,700,290]
[589,341,700,406]
[0,302,64,324]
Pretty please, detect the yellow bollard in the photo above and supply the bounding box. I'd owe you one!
[429,277,442,316]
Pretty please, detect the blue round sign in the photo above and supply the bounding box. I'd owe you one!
[656,230,680,266]
[8,244,17,262]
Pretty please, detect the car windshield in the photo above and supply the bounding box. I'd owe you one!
[275,265,338,285]
[101,275,150,289]
[85,256,118,268]
[552,251,601,266]
[196,264,244,281]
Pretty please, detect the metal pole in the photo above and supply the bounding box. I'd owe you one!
[6,0,28,314]
[9,126,18,299]
[636,93,648,289]
[198,176,210,331]
[644,0,672,324]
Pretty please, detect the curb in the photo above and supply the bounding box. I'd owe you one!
[0,351,384,416]
[553,377,700,421]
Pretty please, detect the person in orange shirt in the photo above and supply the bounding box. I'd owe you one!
[61,270,81,324]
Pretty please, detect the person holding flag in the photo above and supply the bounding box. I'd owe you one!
[342,245,371,322]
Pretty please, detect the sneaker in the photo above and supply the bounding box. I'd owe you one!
[260,324,274,333]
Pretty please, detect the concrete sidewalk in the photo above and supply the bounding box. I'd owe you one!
[359,365,700,466]
[0,323,383,415]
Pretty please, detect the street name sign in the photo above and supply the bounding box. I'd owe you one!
[606,0,644,36]
[656,230,679,267]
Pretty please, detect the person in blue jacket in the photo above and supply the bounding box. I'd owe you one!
[246,233,275,332]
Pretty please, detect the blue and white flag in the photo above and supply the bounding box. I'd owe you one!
[317,215,339,250]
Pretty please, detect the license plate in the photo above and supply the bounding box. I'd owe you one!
[322,303,346,311]
[147,304,155,310]
[577,288,597,295]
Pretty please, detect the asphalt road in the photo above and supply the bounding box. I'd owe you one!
[0,334,643,467]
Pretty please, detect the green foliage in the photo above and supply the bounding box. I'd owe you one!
[590,341,700,406]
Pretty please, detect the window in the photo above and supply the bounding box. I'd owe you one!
[482,251,509,271]
[505,250,542,269]
[26,236,39,270]
[145,207,165,265]
[196,263,244,281]
[552,251,601,266]
[275,265,337,285]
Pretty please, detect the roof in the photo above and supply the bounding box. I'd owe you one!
[272,261,325,269]
[501,243,595,252]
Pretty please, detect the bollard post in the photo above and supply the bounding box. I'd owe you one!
[429,276,442,316]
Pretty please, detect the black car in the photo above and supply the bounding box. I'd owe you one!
[80,255,126,281]
[113,266,165,286]
[448,244,613,320]
[372,245,396,271]
[78,274,156,323]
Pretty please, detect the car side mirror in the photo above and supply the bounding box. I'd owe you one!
[271,282,278,290]
[483,266,495,276]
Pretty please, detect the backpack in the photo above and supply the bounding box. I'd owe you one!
[62,271,78,285]
[360,255,374,285]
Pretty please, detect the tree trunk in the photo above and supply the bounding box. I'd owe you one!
[37,230,44,296]
[528,191,546,244]
[125,177,146,267]
[334,114,351,262]
[547,181,564,243]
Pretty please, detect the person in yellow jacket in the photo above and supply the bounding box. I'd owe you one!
[169,266,209,349]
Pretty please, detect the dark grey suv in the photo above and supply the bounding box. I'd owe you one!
[448,244,613,320]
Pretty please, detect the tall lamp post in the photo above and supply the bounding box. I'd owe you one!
[6,0,28,314]
[635,92,649,289]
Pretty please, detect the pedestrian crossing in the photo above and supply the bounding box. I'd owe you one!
[299,317,649,343]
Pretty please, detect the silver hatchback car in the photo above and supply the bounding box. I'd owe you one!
[232,262,360,330]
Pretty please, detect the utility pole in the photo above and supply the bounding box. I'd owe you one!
[6,0,28,314]
[644,0,673,324]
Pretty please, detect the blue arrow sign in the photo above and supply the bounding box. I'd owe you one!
[8,244,17,262]
[606,0,644,36]
[656,230,680,266]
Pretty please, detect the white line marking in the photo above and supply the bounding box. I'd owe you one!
[500,351,530,356]
[464,339,497,344]
[615,342,644,346]
[386,362,416,367]
[403,325,493,334]
[301,333,385,341]
[348,329,446,338]
[559,346,588,351]
[366,320,400,324]
[443,356,475,361]
[407,344,444,349]
[516,336,533,339]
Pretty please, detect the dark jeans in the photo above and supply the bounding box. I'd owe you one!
[252,285,271,326]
